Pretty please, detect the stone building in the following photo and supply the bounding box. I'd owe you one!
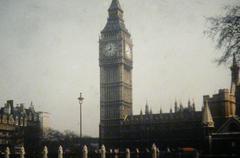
[99,0,240,153]
[203,89,236,128]
[0,100,48,151]
[121,101,203,149]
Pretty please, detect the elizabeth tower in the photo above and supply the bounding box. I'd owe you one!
[99,0,133,147]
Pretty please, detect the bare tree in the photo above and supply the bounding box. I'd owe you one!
[206,5,240,64]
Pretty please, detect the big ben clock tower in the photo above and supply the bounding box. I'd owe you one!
[99,0,133,147]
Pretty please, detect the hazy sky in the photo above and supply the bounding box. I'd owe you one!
[0,0,238,137]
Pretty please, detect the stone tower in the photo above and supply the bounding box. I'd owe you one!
[231,54,240,116]
[230,53,239,94]
[99,0,133,147]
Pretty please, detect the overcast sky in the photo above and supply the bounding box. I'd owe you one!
[0,0,238,137]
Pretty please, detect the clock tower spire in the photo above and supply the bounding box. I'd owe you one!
[99,0,133,148]
[109,0,123,11]
[101,0,130,35]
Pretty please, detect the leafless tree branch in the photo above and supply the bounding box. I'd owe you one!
[205,5,240,65]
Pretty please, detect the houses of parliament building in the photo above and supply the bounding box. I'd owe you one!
[99,0,240,154]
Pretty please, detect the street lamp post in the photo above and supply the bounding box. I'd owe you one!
[78,92,84,138]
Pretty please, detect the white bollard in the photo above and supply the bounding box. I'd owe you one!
[100,145,106,158]
[4,147,10,158]
[152,144,157,158]
[126,148,130,158]
[156,148,160,158]
[58,145,63,158]
[20,146,25,158]
[135,148,139,154]
[43,146,48,158]
[82,145,88,158]
[114,149,119,158]
[114,149,119,155]
[135,148,140,158]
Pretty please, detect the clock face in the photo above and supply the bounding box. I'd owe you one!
[104,43,116,57]
[125,43,131,59]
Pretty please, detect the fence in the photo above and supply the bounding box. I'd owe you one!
[0,144,163,158]
[0,144,237,158]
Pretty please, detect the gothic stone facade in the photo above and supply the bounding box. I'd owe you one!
[99,0,240,152]
[0,100,46,151]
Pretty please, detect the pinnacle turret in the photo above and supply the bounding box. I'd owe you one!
[232,53,238,67]
[192,99,196,111]
[188,99,191,108]
[174,100,178,112]
[145,101,149,115]
[202,101,214,128]
[231,53,240,93]
[30,101,35,111]
[179,102,183,111]
[160,108,162,114]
